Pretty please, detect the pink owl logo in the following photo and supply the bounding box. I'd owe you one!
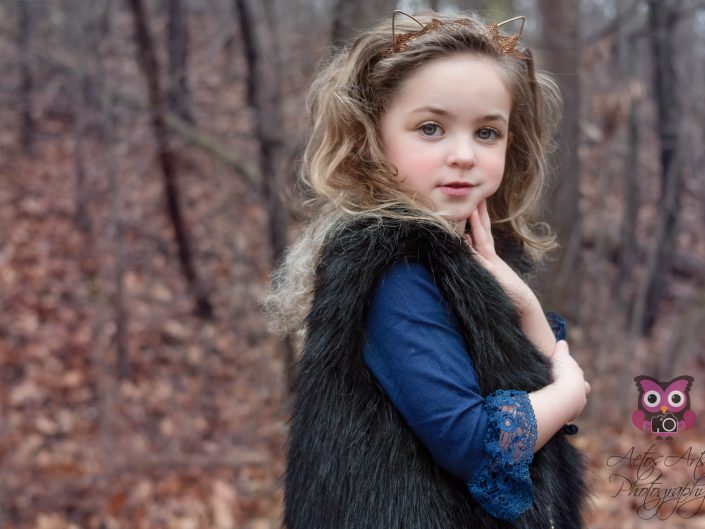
[632,375,697,440]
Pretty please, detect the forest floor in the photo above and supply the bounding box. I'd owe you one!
[0,107,290,528]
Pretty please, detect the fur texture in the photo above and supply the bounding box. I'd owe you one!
[283,212,588,529]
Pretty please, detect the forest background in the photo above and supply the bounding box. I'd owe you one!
[1,0,704,528]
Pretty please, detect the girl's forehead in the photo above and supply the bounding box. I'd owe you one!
[389,55,511,118]
[398,53,506,87]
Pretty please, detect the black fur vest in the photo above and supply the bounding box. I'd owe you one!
[283,213,588,529]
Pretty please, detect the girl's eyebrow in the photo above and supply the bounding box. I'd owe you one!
[409,106,508,124]
[409,106,451,117]
[481,113,508,124]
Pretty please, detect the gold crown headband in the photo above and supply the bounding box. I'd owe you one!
[380,10,527,58]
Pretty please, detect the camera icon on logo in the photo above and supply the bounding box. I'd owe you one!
[651,413,678,434]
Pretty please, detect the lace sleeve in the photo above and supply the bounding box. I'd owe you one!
[466,389,537,521]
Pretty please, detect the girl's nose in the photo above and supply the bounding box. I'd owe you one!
[446,139,477,168]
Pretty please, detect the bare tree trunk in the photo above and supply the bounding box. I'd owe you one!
[534,0,582,320]
[629,0,683,337]
[234,0,287,268]
[17,0,34,154]
[167,0,194,123]
[101,91,130,380]
[90,30,124,482]
[70,1,93,234]
[73,76,92,234]
[617,97,640,310]
[127,0,213,319]
[234,0,298,396]
[98,0,114,37]
[614,0,641,319]
[609,0,644,424]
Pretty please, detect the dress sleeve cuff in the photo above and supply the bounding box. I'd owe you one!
[544,310,567,341]
[466,389,537,521]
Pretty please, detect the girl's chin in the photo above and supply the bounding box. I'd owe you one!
[433,204,476,227]
[451,209,475,224]
[443,214,468,234]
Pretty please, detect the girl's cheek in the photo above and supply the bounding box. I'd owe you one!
[490,155,506,175]
[398,153,431,174]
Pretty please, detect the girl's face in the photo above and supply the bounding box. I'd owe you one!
[380,53,512,233]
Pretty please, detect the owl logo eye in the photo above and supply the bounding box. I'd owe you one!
[643,390,660,407]
[668,390,685,408]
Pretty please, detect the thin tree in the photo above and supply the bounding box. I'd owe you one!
[614,0,641,318]
[234,0,297,394]
[629,0,684,337]
[17,0,34,154]
[68,0,93,234]
[127,0,213,319]
[167,0,194,123]
[234,0,287,268]
[534,0,582,319]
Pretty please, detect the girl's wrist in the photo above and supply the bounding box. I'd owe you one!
[519,298,557,359]
[514,286,540,316]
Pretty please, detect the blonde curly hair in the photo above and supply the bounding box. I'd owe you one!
[263,11,563,341]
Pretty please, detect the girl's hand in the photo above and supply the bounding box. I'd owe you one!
[550,340,591,421]
[463,199,536,314]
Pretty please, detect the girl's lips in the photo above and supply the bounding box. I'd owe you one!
[440,184,474,196]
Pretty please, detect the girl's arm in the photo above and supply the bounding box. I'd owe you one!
[462,200,562,359]
[528,340,588,451]
[464,200,590,451]
[517,296,559,359]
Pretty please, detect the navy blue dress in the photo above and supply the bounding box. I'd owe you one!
[362,258,567,521]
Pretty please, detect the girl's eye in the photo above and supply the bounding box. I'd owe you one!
[418,122,443,137]
[477,128,501,141]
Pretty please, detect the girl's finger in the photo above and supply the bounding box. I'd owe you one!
[465,235,491,266]
[555,340,569,354]
[477,201,495,253]
[479,199,492,234]
[468,208,486,247]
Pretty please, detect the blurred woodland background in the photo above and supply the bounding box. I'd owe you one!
[1,0,704,528]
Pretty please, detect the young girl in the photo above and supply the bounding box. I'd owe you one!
[264,10,590,529]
